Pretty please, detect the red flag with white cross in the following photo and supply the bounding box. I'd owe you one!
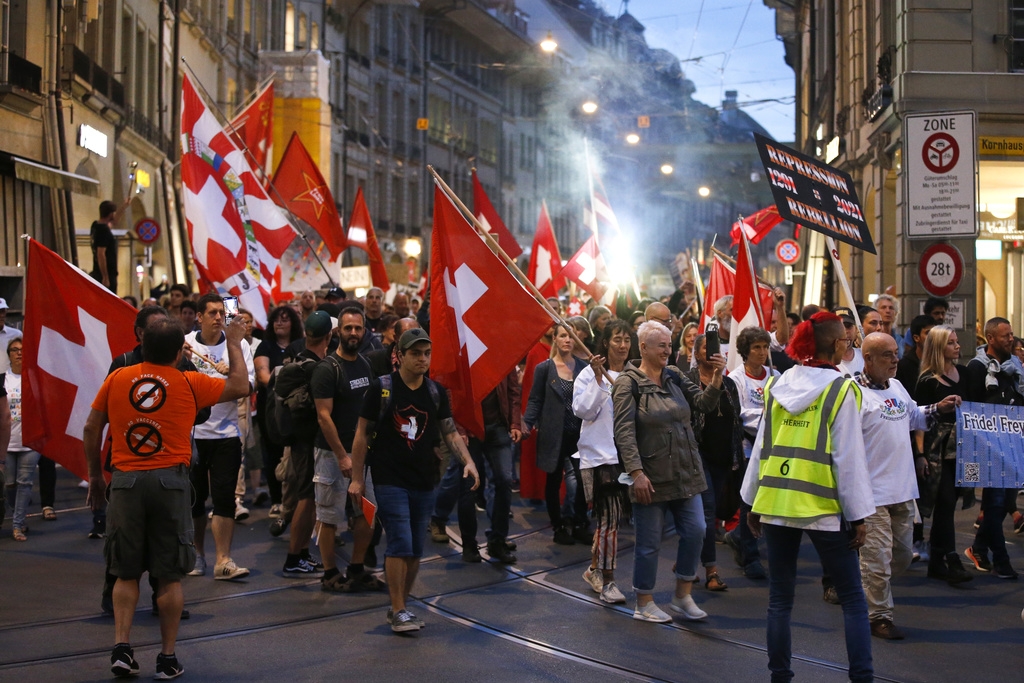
[527,201,564,298]
[430,184,555,438]
[228,79,274,183]
[21,239,137,482]
[559,234,610,301]
[472,170,522,259]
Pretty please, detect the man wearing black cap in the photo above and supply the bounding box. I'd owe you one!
[348,328,479,633]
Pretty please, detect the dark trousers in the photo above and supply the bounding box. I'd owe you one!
[38,455,57,509]
[545,437,587,530]
[699,460,730,567]
[973,486,1015,565]
[928,458,958,557]
[261,427,285,506]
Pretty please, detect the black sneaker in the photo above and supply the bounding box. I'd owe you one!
[89,516,106,539]
[553,526,575,545]
[283,558,323,578]
[943,552,974,585]
[154,652,184,680]
[993,562,1019,580]
[269,517,289,537]
[110,643,139,678]
[487,541,517,564]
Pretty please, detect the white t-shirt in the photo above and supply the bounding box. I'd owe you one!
[858,378,926,507]
[5,370,26,450]
[838,348,864,379]
[0,326,23,373]
[571,365,621,469]
[185,330,254,440]
[730,365,780,438]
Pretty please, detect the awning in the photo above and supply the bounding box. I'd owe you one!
[12,156,100,197]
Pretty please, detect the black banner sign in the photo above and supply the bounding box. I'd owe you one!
[754,133,876,254]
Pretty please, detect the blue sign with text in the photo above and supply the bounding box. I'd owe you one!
[956,402,1024,488]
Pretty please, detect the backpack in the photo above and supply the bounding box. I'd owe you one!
[265,356,321,446]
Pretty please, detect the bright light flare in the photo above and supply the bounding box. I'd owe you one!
[625,133,640,145]
[660,164,674,175]
[581,101,598,114]
[698,186,711,198]
[403,238,422,257]
[540,32,558,53]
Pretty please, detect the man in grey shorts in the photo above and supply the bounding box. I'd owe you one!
[312,306,384,592]
[85,317,250,679]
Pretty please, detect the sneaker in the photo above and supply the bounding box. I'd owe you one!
[388,608,421,633]
[213,558,250,581]
[268,504,282,519]
[187,555,207,577]
[742,560,768,580]
[486,541,517,565]
[88,517,106,539]
[269,517,289,537]
[633,600,673,623]
[669,594,707,621]
[822,585,840,605]
[462,545,482,563]
[553,525,575,545]
[234,498,250,522]
[154,652,184,680]
[582,567,604,593]
[110,643,139,678]
[942,552,974,585]
[993,562,1019,580]
[1014,512,1024,535]
[600,582,626,604]
[964,547,992,572]
[428,519,450,543]
[252,488,271,507]
[912,540,929,564]
[283,558,323,578]
[870,619,905,640]
[973,512,983,529]
[405,609,426,629]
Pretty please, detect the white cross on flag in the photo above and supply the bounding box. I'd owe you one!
[430,184,556,438]
[180,72,296,326]
[700,251,775,336]
[527,201,565,298]
[559,234,610,301]
[21,239,138,482]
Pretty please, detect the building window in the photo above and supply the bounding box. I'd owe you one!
[311,22,318,50]
[284,2,294,51]
[1013,2,1024,70]
[297,12,307,48]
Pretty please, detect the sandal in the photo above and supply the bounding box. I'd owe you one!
[42,507,57,521]
[12,528,27,542]
[705,572,728,591]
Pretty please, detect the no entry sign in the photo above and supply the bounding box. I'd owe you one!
[904,111,977,239]
[918,242,964,297]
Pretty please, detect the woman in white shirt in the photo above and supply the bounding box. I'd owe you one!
[572,320,632,605]
[4,338,38,541]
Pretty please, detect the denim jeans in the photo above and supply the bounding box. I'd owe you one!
[473,423,514,542]
[973,487,1015,566]
[4,449,40,530]
[763,523,873,683]
[632,494,705,592]
[376,484,436,558]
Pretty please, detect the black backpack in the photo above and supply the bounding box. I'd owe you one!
[265,356,321,446]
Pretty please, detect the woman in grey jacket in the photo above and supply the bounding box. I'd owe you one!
[613,321,725,623]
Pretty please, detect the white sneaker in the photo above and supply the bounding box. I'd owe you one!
[214,558,250,581]
[582,567,603,593]
[234,498,250,522]
[600,581,626,604]
[633,600,672,623]
[188,555,207,577]
[669,594,707,621]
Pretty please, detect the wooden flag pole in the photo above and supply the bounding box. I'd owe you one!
[428,166,613,382]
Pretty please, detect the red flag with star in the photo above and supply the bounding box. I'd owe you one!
[271,132,348,260]
[527,201,564,298]
[430,184,555,438]
[472,170,522,259]
[347,187,390,291]
[21,239,137,482]
[228,80,274,183]
[730,205,784,247]
[559,234,610,301]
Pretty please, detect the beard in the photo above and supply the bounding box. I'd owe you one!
[719,317,732,335]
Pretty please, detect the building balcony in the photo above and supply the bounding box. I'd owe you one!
[124,104,171,154]
[0,52,45,113]
[863,83,892,122]
[70,46,125,113]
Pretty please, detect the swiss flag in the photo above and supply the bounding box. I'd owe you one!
[729,205,784,247]
[527,201,564,298]
[180,72,295,327]
[21,239,137,482]
[726,235,767,373]
[430,185,555,438]
[272,132,348,260]
[700,251,774,334]
[347,187,390,291]
[472,170,522,259]
[228,80,274,183]
[560,234,610,301]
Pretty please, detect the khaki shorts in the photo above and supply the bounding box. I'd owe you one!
[313,448,376,526]
[105,465,195,581]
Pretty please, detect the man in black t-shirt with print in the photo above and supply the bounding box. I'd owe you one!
[311,306,382,592]
[348,328,479,633]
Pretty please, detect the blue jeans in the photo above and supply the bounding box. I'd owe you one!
[700,461,730,567]
[763,524,873,683]
[633,494,705,592]
[376,484,435,558]
[972,487,1014,565]
[4,449,40,530]
[474,424,514,542]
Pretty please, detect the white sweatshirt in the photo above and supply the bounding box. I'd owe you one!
[858,378,925,507]
[730,365,780,438]
[741,365,876,531]
[838,348,864,379]
[185,330,255,440]
[571,365,621,469]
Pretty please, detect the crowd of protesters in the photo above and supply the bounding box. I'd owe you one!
[4,258,1024,681]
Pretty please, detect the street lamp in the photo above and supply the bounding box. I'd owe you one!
[540,31,558,53]
[403,238,422,258]
[625,133,640,145]
[698,186,711,198]
[581,100,598,114]
[660,163,674,175]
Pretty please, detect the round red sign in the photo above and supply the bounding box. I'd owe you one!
[918,242,963,297]
[775,239,801,265]
[134,217,161,244]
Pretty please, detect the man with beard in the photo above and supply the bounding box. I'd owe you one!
[311,307,384,591]
[393,292,411,319]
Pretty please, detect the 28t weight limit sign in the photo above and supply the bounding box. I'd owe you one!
[919,243,964,297]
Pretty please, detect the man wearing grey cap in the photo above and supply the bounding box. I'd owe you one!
[349,328,479,633]
[0,299,22,374]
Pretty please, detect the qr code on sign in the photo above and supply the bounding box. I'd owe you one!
[963,462,980,484]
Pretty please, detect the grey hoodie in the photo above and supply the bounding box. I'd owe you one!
[740,366,875,530]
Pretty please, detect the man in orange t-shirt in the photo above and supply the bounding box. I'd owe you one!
[84,317,250,679]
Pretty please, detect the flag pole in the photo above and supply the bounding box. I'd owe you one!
[709,245,778,290]
[428,166,611,381]
[824,235,865,339]
[180,60,338,288]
